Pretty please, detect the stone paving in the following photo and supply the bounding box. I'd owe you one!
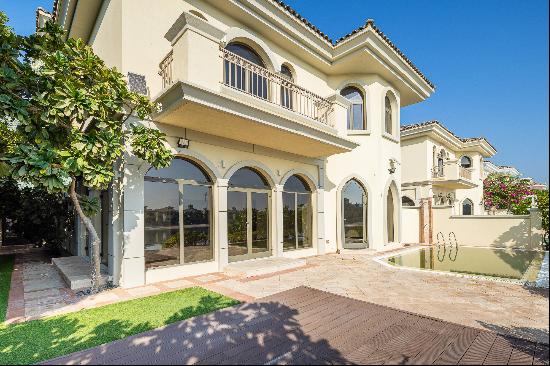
[3,246,549,345]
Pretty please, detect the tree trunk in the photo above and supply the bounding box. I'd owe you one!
[69,179,101,293]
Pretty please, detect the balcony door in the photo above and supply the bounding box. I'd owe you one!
[228,167,271,262]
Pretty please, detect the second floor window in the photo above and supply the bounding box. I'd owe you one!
[460,156,472,169]
[224,42,268,99]
[385,95,393,134]
[341,86,366,130]
[280,64,293,109]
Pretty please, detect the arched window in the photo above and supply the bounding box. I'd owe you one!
[385,95,393,134]
[460,156,472,169]
[387,187,396,243]
[280,64,293,109]
[342,179,368,248]
[462,199,474,215]
[144,158,213,268]
[341,86,366,130]
[224,42,268,99]
[402,196,415,207]
[283,175,312,251]
[227,167,271,261]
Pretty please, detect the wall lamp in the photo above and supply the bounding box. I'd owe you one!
[177,137,190,149]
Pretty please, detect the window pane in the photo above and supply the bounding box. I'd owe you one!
[229,167,270,189]
[343,181,365,244]
[352,104,364,130]
[146,158,211,184]
[228,191,247,257]
[144,181,180,268]
[183,185,212,263]
[251,192,269,254]
[385,96,393,134]
[297,193,312,249]
[284,175,311,193]
[387,188,395,242]
[463,200,473,215]
[283,192,296,251]
[225,43,265,67]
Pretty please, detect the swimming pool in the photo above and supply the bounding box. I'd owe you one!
[384,246,545,282]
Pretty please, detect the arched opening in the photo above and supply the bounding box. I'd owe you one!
[144,158,213,269]
[224,42,268,99]
[462,198,474,215]
[341,86,366,130]
[460,156,473,169]
[384,94,393,135]
[280,64,294,109]
[342,179,368,249]
[387,186,397,243]
[435,149,445,177]
[402,196,415,207]
[227,167,271,262]
[282,175,313,251]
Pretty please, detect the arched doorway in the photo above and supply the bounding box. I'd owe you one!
[342,179,368,249]
[144,158,213,269]
[224,42,268,99]
[227,167,271,262]
[282,175,313,251]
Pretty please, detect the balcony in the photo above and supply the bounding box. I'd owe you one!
[153,13,357,158]
[431,164,477,189]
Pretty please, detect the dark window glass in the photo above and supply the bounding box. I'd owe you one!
[227,191,248,257]
[385,95,393,134]
[402,196,415,206]
[283,175,311,193]
[296,193,312,249]
[146,158,211,184]
[343,180,366,244]
[387,188,395,243]
[228,167,270,189]
[283,192,296,251]
[251,192,269,254]
[280,65,293,109]
[224,43,268,99]
[144,181,180,268]
[144,158,213,268]
[460,156,472,168]
[463,199,473,215]
[341,86,365,130]
[225,43,265,67]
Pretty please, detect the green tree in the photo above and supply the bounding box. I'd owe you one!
[483,173,533,215]
[0,13,171,291]
[535,189,549,249]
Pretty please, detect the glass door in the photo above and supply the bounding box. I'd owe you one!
[228,190,271,262]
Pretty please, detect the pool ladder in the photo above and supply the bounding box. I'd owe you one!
[436,232,459,262]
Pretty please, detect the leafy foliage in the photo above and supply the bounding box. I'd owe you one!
[535,189,549,249]
[483,173,534,215]
[0,12,171,195]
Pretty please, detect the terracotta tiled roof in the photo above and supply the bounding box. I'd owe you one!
[270,0,434,89]
[401,120,497,152]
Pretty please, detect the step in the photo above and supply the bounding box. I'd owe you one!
[52,256,109,291]
[224,257,307,278]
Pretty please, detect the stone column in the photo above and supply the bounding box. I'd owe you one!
[419,198,432,245]
[216,178,229,270]
[274,184,284,257]
[120,158,149,288]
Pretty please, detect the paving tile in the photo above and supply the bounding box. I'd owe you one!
[125,285,161,297]
[161,279,195,289]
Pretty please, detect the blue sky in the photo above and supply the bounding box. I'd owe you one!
[2,0,549,183]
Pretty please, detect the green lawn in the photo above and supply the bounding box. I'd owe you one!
[0,286,240,365]
[0,255,14,322]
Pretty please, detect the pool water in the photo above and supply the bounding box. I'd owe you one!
[386,247,545,281]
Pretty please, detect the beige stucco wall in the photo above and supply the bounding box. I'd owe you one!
[432,206,543,250]
[401,207,420,244]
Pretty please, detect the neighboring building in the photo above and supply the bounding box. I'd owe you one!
[483,161,520,179]
[400,121,497,216]
[39,0,434,288]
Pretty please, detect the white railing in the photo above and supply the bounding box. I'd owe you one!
[459,167,472,180]
[221,47,332,125]
[159,51,174,89]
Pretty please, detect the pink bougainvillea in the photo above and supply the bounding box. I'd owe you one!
[483,173,533,214]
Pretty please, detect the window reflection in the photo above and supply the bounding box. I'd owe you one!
[144,158,213,269]
[283,175,312,251]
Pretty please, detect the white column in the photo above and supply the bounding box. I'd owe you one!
[216,178,229,270]
[274,184,284,257]
[120,159,149,288]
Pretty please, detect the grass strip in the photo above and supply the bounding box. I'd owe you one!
[0,286,239,364]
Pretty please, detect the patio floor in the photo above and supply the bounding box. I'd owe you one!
[42,286,549,365]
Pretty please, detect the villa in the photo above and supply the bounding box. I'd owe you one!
[36,0,436,289]
[400,120,497,216]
